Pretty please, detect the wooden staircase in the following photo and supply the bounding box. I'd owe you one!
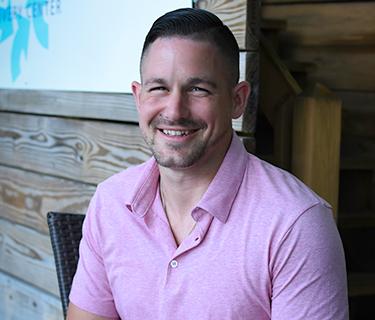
[260,16,375,319]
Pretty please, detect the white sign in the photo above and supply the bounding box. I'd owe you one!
[0,0,192,92]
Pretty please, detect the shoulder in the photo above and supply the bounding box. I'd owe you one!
[235,154,333,242]
[244,153,330,213]
[95,158,154,199]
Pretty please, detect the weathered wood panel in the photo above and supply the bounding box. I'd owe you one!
[0,89,139,123]
[0,165,95,234]
[0,271,63,320]
[196,0,260,50]
[262,2,375,47]
[0,112,151,184]
[0,218,59,296]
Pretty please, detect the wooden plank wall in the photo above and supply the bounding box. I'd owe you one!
[0,1,258,318]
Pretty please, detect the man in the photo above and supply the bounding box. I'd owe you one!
[68,8,348,319]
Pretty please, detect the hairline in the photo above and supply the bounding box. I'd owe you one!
[140,35,238,86]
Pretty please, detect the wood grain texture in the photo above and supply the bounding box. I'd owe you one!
[262,2,375,47]
[0,271,63,320]
[0,112,151,184]
[0,217,59,296]
[292,83,341,216]
[0,89,139,123]
[196,0,260,50]
[0,165,95,234]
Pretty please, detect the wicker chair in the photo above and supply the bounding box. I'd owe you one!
[47,211,85,318]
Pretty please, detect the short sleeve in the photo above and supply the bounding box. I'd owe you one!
[69,190,120,318]
[270,203,349,320]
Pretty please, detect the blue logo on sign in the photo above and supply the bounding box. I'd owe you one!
[0,0,49,81]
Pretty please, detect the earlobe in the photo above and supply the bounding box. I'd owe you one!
[131,81,142,110]
[232,81,251,119]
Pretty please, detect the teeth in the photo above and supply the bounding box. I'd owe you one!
[162,129,190,136]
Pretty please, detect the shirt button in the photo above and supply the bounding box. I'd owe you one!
[170,260,178,268]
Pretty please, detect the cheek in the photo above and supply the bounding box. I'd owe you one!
[138,103,160,126]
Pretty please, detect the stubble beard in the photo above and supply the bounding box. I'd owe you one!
[145,132,207,169]
[141,117,208,169]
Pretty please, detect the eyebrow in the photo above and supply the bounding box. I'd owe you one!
[143,78,166,86]
[187,77,217,89]
[143,77,218,89]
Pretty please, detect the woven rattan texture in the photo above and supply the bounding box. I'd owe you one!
[47,212,85,319]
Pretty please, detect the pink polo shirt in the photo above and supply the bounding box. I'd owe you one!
[70,133,348,319]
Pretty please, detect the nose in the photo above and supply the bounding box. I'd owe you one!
[161,90,189,121]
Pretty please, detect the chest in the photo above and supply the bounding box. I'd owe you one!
[101,215,272,319]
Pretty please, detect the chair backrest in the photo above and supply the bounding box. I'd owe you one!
[47,211,85,318]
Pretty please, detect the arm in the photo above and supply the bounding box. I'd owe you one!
[270,204,349,319]
[68,189,120,318]
[67,302,118,320]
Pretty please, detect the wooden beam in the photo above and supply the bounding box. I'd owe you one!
[0,89,139,123]
[291,83,341,217]
[0,271,63,320]
[259,35,301,126]
[0,112,151,185]
[0,218,59,296]
[0,165,94,234]
[262,2,375,47]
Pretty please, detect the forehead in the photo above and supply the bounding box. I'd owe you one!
[141,36,222,65]
[140,37,229,80]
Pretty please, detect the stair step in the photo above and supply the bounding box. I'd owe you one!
[284,60,316,74]
[261,19,287,31]
[348,273,375,297]
[338,213,375,229]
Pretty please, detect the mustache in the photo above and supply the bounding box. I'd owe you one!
[151,117,206,128]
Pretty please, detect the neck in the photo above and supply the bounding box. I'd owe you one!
[159,134,232,219]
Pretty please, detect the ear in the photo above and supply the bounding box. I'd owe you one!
[131,81,142,111]
[231,81,251,119]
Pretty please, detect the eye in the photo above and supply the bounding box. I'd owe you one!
[190,86,210,95]
[149,86,167,92]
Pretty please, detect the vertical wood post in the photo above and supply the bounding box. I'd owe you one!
[292,83,341,218]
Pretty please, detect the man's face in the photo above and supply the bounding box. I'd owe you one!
[132,37,248,169]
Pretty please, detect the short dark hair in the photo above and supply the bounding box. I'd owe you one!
[141,8,239,84]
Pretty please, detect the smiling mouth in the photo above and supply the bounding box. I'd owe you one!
[160,129,197,137]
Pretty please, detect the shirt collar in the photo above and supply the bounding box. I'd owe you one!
[195,132,248,223]
[126,132,248,223]
[126,158,159,218]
